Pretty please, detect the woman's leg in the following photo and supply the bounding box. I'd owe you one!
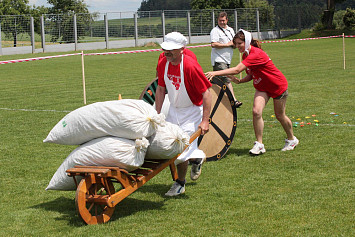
[273,96,294,140]
[253,90,270,143]
[226,82,236,101]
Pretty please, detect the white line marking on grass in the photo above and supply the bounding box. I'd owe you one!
[0,107,71,113]
[321,124,355,127]
[238,119,354,127]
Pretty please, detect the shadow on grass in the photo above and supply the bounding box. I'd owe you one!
[226,147,282,157]
[109,183,191,222]
[227,147,250,156]
[32,183,191,226]
[31,196,83,226]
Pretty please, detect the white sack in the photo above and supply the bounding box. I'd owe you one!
[43,99,165,145]
[146,122,190,160]
[46,136,149,191]
[153,94,170,117]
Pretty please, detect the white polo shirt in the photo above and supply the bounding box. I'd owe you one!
[210,25,235,66]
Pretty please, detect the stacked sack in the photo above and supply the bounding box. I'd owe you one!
[146,122,189,160]
[44,99,189,191]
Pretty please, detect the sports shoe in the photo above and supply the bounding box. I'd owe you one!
[165,181,185,197]
[281,136,299,151]
[249,141,266,155]
[235,100,243,108]
[190,158,205,181]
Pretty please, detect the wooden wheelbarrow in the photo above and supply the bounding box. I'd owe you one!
[66,129,201,225]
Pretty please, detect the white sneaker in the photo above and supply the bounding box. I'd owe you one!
[249,141,266,155]
[281,136,299,151]
[165,181,185,197]
[190,158,205,181]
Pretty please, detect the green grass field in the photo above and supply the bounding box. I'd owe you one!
[0,37,354,236]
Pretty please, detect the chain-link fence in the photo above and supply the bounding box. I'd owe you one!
[1,8,310,55]
[107,12,136,40]
[0,15,32,47]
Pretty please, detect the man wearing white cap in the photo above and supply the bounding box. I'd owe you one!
[155,32,212,196]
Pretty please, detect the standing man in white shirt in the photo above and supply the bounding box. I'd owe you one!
[210,12,242,107]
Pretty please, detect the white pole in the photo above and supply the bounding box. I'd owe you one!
[30,17,35,54]
[342,33,346,70]
[81,51,87,104]
[239,53,242,79]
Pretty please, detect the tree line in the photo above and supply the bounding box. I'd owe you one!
[138,0,354,30]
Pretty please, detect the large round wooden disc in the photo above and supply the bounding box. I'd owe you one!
[139,77,237,161]
[197,77,237,161]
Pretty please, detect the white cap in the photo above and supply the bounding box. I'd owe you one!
[160,32,187,50]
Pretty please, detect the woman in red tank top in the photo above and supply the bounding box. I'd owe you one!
[205,29,299,155]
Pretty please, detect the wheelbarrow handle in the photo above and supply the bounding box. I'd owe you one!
[189,128,202,144]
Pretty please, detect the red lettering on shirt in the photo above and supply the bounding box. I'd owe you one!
[167,73,181,90]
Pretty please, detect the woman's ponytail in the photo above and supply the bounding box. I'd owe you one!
[251,39,261,49]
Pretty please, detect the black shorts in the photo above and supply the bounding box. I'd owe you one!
[213,62,231,84]
[274,89,288,100]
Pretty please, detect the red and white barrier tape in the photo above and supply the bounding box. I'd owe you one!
[83,44,212,56]
[0,35,353,64]
[84,48,162,56]
[261,35,354,43]
[0,53,81,65]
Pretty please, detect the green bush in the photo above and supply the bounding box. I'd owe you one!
[333,10,346,29]
[313,22,325,31]
[343,8,355,29]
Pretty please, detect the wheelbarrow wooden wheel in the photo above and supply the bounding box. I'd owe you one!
[75,174,116,225]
